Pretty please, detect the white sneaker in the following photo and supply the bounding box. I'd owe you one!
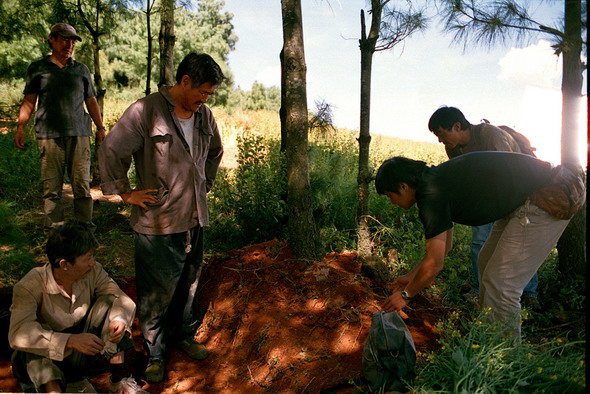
[109,376,149,394]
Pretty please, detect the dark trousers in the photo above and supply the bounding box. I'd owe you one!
[135,226,204,358]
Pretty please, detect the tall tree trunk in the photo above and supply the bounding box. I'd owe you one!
[557,201,586,277]
[78,0,105,186]
[280,0,320,260]
[145,0,154,96]
[560,0,583,167]
[279,48,287,152]
[159,0,175,87]
[556,0,585,276]
[90,33,105,185]
[356,2,383,260]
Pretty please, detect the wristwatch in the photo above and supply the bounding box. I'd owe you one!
[97,126,106,131]
[400,289,412,300]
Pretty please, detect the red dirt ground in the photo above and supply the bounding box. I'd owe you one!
[0,240,453,393]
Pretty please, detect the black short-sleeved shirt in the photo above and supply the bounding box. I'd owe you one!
[416,151,552,239]
[23,56,96,139]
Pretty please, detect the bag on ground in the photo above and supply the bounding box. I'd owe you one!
[362,311,416,392]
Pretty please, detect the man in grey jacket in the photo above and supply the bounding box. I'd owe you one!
[428,106,541,311]
[98,52,224,383]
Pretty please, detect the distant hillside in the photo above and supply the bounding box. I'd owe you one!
[213,108,447,169]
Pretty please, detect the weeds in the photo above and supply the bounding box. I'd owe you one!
[412,309,586,393]
[0,202,38,287]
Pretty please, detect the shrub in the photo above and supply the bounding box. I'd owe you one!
[0,123,40,209]
[0,201,37,287]
[0,80,24,118]
[207,133,287,250]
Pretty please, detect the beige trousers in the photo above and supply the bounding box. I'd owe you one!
[478,201,570,341]
[38,136,94,231]
[11,295,117,391]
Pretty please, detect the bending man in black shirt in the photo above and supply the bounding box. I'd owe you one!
[375,152,574,341]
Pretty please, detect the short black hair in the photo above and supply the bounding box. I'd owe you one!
[375,157,428,195]
[46,221,98,268]
[428,106,471,133]
[176,53,225,87]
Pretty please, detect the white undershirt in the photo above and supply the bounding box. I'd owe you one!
[178,113,195,156]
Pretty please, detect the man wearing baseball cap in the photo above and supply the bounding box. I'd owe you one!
[49,23,83,41]
[14,23,106,232]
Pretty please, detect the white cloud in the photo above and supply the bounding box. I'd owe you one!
[498,40,561,89]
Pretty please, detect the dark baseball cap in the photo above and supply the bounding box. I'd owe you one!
[50,23,82,41]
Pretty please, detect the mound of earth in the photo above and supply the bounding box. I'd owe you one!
[0,240,453,393]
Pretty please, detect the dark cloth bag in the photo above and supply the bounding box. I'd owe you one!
[530,164,586,220]
[362,311,416,392]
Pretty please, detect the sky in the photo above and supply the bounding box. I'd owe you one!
[221,0,587,166]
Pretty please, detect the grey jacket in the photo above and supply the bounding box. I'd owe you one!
[98,86,223,235]
[445,123,521,159]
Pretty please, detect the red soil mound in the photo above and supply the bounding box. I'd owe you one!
[0,240,452,393]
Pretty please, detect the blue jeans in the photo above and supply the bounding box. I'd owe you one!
[135,227,205,358]
[470,223,538,298]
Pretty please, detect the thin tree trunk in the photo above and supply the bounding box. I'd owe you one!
[560,0,583,166]
[279,49,287,152]
[356,2,382,260]
[145,0,154,96]
[90,34,105,185]
[557,201,586,277]
[78,0,105,186]
[159,0,175,87]
[281,0,320,259]
[556,0,585,276]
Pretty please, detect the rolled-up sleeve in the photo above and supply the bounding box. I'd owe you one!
[92,265,136,332]
[98,103,146,195]
[205,116,223,192]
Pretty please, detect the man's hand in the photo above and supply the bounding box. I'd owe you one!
[14,129,26,149]
[382,291,408,313]
[66,333,105,355]
[108,321,126,344]
[120,189,159,209]
[15,93,37,150]
[96,128,106,145]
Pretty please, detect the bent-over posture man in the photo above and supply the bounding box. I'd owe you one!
[375,152,583,341]
[9,221,146,393]
[98,52,224,383]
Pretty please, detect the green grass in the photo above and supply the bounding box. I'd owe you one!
[413,309,586,393]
